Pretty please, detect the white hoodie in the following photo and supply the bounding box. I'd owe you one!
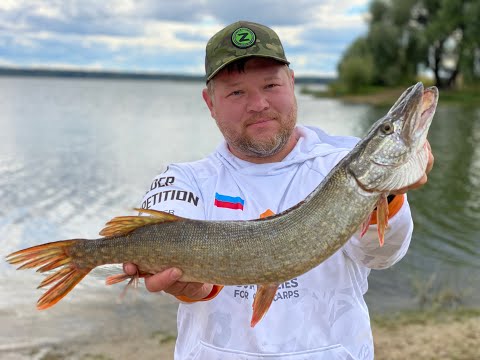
[140,125,413,360]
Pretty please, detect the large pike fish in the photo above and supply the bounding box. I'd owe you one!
[6,82,438,327]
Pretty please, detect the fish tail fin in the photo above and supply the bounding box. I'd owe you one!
[5,240,91,310]
[251,283,278,327]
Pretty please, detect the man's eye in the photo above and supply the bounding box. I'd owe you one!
[266,84,278,89]
[229,90,243,96]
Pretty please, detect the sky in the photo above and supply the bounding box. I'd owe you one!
[0,0,371,77]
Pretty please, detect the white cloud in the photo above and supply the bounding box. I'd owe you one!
[307,0,368,31]
[32,3,63,19]
[142,21,207,50]
[0,0,25,11]
[289,52,340,77]
[0,0,371,76]
[273,26,305,47]
[0,58,17,66]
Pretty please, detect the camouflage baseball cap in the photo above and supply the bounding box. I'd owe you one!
[205,21,290,82]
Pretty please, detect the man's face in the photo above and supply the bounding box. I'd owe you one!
[203,58,297,160]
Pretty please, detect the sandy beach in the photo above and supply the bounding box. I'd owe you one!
[372,310,480,360]
[2,304,478,360]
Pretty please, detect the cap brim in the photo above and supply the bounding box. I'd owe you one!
[206,55,290,82]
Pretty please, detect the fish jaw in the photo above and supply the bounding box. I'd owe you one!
[348,82,438,193]
[402,85,438,150]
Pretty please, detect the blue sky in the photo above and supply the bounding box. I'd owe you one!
[0,0,370,77]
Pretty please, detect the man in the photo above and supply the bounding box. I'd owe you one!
[125,21,433,359]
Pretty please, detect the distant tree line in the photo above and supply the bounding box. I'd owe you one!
[337,0,480,92]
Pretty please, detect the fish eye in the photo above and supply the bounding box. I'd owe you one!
[380,122,394,135]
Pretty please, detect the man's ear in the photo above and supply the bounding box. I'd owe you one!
[202,88,215,117]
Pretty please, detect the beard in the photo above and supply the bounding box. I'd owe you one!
[218,99,298,159]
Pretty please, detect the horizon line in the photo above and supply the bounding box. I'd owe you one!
[0,66,336,83]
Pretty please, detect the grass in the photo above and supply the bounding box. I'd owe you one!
[82,355,114,360]
[434,86,480,105]
[301,83,480,107]
[372,307,480,329]
[151,330,177,345]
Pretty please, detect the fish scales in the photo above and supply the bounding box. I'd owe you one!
[6,82,439,325]
[67,168,377,285]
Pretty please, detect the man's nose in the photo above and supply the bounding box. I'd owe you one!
[247,90,269,112]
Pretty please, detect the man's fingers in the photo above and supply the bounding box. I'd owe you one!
[167,282,213,300]
[424,141,434,174]
[123,262,138,276]
[184,283,214,300]
[391,174,428,195]
[123,266,211,300]
[144,268,182,293]
[426,150,434,174]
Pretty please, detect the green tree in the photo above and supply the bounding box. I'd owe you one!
[336,38,374,93]
[336,0,480,89]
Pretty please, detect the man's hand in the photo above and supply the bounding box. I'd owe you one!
[123,263,213,300]
[392,141,434,195]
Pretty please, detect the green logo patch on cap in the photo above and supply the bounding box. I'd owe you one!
[205,21,289,81]
[231,27,256,48]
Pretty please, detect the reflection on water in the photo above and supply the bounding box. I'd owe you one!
[0,77,479,349]
[357,104,480,311]
[414,106,480,267]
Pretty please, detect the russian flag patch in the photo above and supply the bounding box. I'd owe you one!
[214,192,245,210]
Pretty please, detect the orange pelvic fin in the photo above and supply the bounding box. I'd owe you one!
[105,270,149,300]
[99,208,183,237]
[5,240,91,310]
[375,194,389,247]
[251,283,278,327]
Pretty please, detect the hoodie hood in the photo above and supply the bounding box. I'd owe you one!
[214,125,359,176]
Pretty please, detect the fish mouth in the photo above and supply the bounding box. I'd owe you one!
[388,82,438,145]
[418,87,438,130]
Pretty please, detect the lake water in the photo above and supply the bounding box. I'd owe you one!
[0,77,479,351]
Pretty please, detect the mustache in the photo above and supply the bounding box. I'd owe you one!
[245,112,279,126]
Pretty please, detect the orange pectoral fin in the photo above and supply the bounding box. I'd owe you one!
[360,212,374,238]
[251,283,278,328]
[376,194,389,247]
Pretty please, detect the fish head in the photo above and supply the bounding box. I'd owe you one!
[348,82,438,193]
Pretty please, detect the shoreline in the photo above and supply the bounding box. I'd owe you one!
[2,308,478,360]
[300,84,480,107]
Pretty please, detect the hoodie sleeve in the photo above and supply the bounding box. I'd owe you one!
[139,164,206,220]
[342,196,414,269]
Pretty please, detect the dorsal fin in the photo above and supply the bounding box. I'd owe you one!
[99,208,182,237]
